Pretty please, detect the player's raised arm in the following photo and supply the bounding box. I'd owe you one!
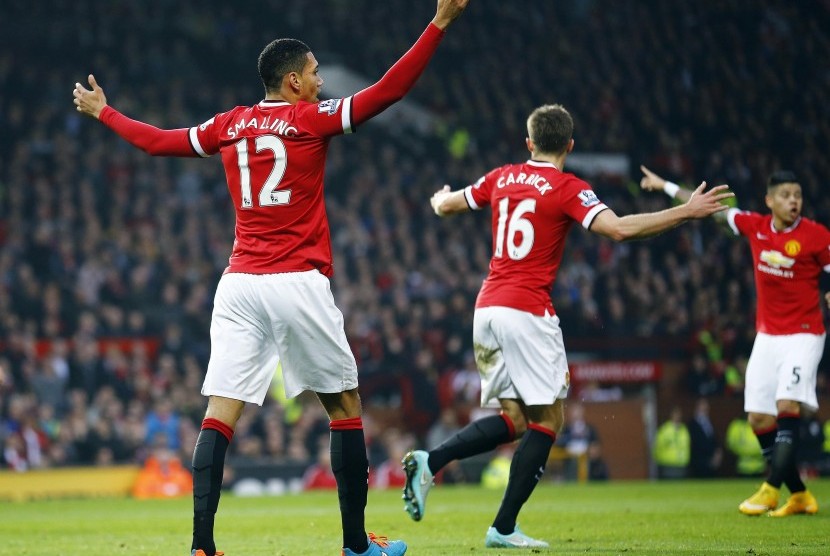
[590,182,734,241]
[72,74,198,157]
[350,0,470,125]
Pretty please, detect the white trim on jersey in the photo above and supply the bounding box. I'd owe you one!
[726,207,743,236]
[581,203,608,229]
[824,264,830,273]
[188,127,209,158]
[341,96,354,134]
[464,183,482,210]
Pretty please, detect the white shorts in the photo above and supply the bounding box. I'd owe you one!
[202,270,358,405]
[744,332,824,415]
[473,306,569,407]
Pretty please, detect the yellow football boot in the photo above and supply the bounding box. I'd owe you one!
[739,482,779,515]
[768,490,818,517]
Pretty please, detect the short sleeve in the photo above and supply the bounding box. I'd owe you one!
[816,224,830,272]
[464,168,500,210]
[189,111,229,157]
[559,178,609,229]
[727,208,752,237]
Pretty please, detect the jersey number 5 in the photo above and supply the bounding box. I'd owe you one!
[234,135,290,208]
[495,198,536,260]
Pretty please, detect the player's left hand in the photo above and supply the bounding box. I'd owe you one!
[430,185,452,216]
[73,74,108,119]
[640,165,667,192]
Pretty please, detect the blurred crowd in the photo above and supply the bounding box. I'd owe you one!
[2,0,830,475]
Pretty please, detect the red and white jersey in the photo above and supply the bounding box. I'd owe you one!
[189,99,354,276]
[727,209,830,335]
[464,160,608,316]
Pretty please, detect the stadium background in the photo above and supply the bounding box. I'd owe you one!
[1,0,829,494]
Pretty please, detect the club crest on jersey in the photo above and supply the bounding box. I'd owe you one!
[318,98,342,115]
[784,240,801,257]
[577,189,600,207]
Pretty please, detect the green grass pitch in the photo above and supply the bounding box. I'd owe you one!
[1,479,827,555]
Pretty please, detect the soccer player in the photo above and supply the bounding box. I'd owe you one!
[640,165,830,517]
[72,1,470,555]
[401,104,732,548]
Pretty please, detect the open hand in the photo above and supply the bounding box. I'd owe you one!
[684,182,734,218]
[73,74,108,119]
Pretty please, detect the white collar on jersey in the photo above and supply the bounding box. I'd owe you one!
[770,215,802,234]
[527,159,559,171]
[259,100,291,107]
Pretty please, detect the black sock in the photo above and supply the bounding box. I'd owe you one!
[428,414,513,474]
[330,419,369,553]
[192,421,231,556]
[754,426,776,468]
[492,426,554,536]
[767,415,802,491]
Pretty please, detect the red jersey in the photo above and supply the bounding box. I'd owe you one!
[728,209,830,335]
[465,160,609,316]
[189,99,352,275]
[98,24,446,276]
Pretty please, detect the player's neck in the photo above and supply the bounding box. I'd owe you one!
[531,152,565,170]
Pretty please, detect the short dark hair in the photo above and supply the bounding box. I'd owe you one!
[767,170,799,190]
[257,38,311,93]
[527,104,573,154]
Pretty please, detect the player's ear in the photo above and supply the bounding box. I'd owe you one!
[764,193,773,210]
[567,138,575,153]
[525,137,533,154]
[287,72,302,93]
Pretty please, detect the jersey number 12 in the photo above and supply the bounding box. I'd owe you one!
[235,135,291,208]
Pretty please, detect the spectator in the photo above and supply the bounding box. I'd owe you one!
[687,398,722,478]
[725,417,765,477]
[653,407,690,479]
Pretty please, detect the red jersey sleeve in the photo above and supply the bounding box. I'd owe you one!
[463,168,500,210]
[558,177,609,229]
[726,208,758,237]
[188,109,240,157]
[99,106,199,157]
[816,223,830,271]
[350,23,445,126]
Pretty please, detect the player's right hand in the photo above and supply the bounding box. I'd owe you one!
[433,0,470,30]
[640,165,666,192]
[73,74,108,119]
[684,182,734,218]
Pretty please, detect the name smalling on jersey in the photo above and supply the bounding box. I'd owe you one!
[227,117,298,139]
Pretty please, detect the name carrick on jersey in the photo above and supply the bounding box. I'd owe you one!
[464,160,609,316]
[189,99,353,276]
[728,209,830,335]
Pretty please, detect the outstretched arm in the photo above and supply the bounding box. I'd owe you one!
[351,0,469,124]
[590,182,733,241]
[430,185,470,217]
[73,75,198,157]
[639,164,733,221]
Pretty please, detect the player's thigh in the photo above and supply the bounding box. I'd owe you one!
[774,333,824,411]
[265,270,358,399]
[204,273,280,405]
[473,307,510,407]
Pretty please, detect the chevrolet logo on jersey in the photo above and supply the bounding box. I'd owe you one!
[317,98,342,115]
[760,249,796,269]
